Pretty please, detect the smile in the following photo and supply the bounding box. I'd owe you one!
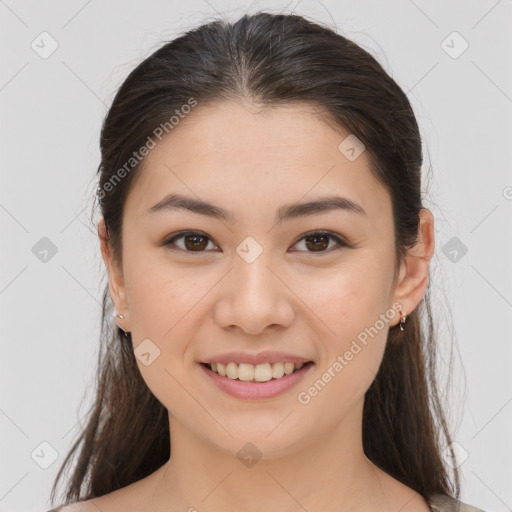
[199,361,315,399]
[205,361,308,381]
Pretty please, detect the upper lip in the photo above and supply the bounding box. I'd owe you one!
[201,351,314,366]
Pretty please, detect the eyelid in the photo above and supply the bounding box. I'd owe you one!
[161,229,350,254]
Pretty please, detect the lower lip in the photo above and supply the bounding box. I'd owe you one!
[199,362,315,400]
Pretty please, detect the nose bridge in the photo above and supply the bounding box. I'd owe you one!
[233,244,278,306]
[215,242,293,333]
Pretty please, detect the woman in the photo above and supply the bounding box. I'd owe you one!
[47,11,486,512]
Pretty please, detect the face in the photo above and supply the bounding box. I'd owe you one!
[100,100,433,458]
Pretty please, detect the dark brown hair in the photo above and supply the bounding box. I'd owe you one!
[50,10,460,506]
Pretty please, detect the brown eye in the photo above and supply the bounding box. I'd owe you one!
[291,231,348,254]
[304,233,329,252]
[163,231,217,253]
[183,234,209,251]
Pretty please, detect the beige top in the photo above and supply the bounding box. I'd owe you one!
[46,494,487,512]
[427,493,487,512]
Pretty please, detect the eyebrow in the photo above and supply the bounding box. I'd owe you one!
[145,193,367,223]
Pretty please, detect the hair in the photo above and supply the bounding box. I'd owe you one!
[50,10,461,507]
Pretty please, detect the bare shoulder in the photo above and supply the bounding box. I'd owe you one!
[49,494,127,512]
[49,492,138,512]
[49,467,164,512]
[48,502,98,512]
[49,497,112,512]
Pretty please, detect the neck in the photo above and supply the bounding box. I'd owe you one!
[143,399,421,512]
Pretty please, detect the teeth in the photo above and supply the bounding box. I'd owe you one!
[208,361,307,382]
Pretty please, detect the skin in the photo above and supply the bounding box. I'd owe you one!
[73,100,435,512]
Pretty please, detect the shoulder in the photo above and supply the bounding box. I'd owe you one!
[426,493,487,512]
[44,491,126,512]
[45,495,129,512]
[45,502,100,512]
[44,469,160,512]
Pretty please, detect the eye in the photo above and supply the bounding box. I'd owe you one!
[162,229,349,255]
[290,230,349,254]
[162,230,219,253]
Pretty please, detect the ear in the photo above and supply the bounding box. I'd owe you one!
[390,208,435,326]
[98,216,130,330]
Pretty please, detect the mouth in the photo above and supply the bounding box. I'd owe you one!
[199,361,315,382]
[198,360,315,399]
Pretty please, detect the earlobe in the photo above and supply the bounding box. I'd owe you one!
[391,209,435,326]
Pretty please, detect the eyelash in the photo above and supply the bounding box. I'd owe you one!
[162,230,349,255]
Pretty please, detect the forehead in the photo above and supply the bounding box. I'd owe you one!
[124,100,391,226]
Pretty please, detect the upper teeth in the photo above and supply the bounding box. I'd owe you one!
[210,362,305,382]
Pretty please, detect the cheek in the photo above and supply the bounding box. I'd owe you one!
[302,287,390,416]
[311,259,391,331]
[305,259,392,389]
[122,253,205,410]
[122,249,218,368]
[121,248,194,358]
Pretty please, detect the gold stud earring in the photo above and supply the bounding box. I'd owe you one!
[399,310,407,331]
[113,311,130,336]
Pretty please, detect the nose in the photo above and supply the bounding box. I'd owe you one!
[214,254,294,335]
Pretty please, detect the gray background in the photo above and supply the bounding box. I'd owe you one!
[1,1,511,511]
